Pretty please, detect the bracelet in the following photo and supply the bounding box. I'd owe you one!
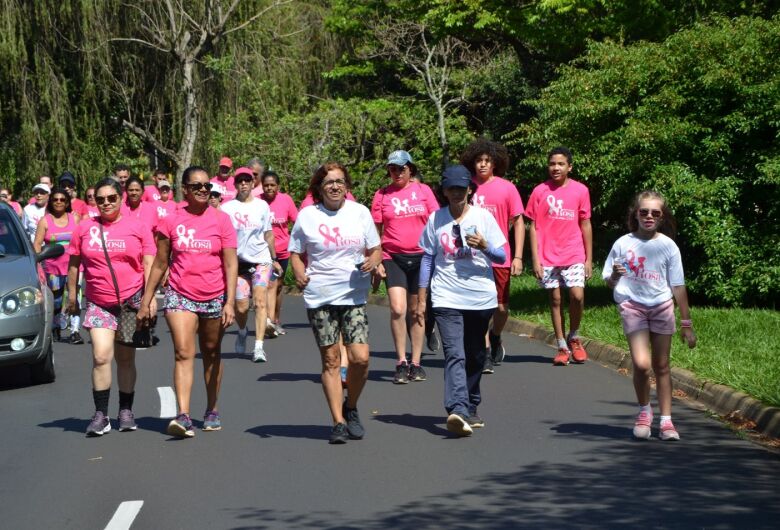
[513,256,522,260]
[680,319,692,328]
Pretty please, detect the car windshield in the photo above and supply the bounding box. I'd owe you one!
[0,209,25,256]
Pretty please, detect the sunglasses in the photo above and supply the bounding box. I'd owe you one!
[86,194,95,199]
[451,224,463,248]
[51,197,68,203]
[387,164,405,173]
[639,208,663,218]
[235,177,253,185]
[209,192,222,199]
[95,194,119,205]
[186,182,213,192]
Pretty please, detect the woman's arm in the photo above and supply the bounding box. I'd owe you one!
[290,252,309,289]
[138,236,170,321]
[65,255,81,315]
[32,217,47,253]
[221,247,237,327]
[672,285,697,349]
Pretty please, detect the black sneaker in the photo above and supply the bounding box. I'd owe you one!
[446,413,473,437]
[69,332,85,345]
[482,355,494,374]
[426,329,440,352]
[489,332,505,364]
[408,364,427,381]
[393,361,409,384]
[467,414,485,428]
[329,422,349,444]
[343,401,364,440]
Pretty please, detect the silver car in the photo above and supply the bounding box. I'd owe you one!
[0,202,64,384]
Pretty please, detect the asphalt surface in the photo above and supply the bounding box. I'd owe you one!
[1,295,778,529]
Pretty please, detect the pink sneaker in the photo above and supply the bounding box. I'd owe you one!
[633,409,653,440]
[660,420,680,441]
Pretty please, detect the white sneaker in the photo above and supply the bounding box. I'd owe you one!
[265,318,280,338]
[252,344,267,363]
[235,330,247,355]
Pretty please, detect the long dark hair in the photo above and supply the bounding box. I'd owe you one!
[627,190,677,238]
[308,162,352,203]
[45,187,72,214]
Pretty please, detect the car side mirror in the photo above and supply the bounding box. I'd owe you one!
[36,243,65,263]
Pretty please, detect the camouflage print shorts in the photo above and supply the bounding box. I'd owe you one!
[306,304,369,348]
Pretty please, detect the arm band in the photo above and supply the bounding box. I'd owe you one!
[482,244,506,264]
[418,252,434,288]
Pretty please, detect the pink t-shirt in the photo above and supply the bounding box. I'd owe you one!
[42,213,77,276]
[524,178,591,267]
[70,198,89,218]
[154,199,178,222]
[143,186,161,203]
[261,193,298,259]
[68,216,156,307]
[210,176,237,202]
[121,201,158,233]
[158,207,237,301]
[251,186,264,199]
[299,191,356,210]
[471,177,525,268]
[84,205,100,220]
[9,201,22,216]
[371,181,439,259]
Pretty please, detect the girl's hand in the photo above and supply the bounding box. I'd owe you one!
[584,260,593,280]
[532,261,544,280]
[612,261,628,277]
[680,327,697,349]
[221,303,235,328]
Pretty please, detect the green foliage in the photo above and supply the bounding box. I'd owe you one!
[511,16,780,305]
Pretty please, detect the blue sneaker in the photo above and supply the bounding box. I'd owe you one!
[203,410,221,431]
[167,413,194,438]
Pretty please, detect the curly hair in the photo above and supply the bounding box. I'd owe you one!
[459,138,509,177]
[627,190,677,239]
[45,187,72,215]
[308,162,352,203]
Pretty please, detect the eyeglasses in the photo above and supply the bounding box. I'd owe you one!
[185,182,213,192]
[322,179,346,188]
[51,197,68,203]
[95,194,119,205]
[387,165,405,173]
[86,194,95,199]
[639,208,663,218]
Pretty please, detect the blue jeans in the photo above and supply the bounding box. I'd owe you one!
[433,307,495,417]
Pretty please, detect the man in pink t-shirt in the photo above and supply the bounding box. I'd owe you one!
[460,139,525,373]
[58,172,89,218]
[525,146,593,366]
[143,168,169,203]
[210,156,237,202]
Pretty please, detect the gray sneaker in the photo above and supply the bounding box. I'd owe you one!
[118,409,137,431]
[235,330,247,355]
[86,411,111,437]
[467,414,485,428]
[343,401,364,440]
[408,363,427,381]
[489,333,506,364]
[393,361,409,384]
[482,354,494,374]
[329,422,348,444]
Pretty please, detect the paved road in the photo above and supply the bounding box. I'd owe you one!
[1,295,778,529]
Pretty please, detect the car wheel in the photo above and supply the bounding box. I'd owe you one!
[30,343,55,384]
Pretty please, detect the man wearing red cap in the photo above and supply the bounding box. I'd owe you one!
[210,156,237,202]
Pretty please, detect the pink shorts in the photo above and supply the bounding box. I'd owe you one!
[236,263,272,300]
[618,298,676,335]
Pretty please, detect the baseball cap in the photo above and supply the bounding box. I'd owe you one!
[59,171,76,185]
[387,150,413,166]
[32,183,51,194]
[233,167,254,182]
[210,183,226,196]
[440,165,472,189]
[218,157,233,168]
[157,180,172,189]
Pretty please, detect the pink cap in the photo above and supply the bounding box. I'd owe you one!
[233,167,254,181]
[218,157,233,168]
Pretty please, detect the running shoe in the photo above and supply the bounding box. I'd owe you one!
[340,366,348,388]
[408,364,427,382]
[235,329,247,355]
[252,344,267,363]
[265,318,280,338]
[489,333,506,364]
[86,411,111,437]
[482,354,494,374]
[633,409,653,440]
[273,320,286,335]
[467,414,485,428]
[203,410,222,431]
[446,413,473,437]
[343,401,364,440]
[117,409,137,432]
[553,348,571,366]
[393,361,409,384]
[329,422,349,444]
[660,420,680,441]
[426,329,440,352]
[167,413,195,438]
[569,338,588,363]
[69,331,85,345]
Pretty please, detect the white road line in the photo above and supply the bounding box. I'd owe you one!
[104,501,143,530]
[157,386,177,418]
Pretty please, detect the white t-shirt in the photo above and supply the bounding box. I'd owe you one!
[22,204,46,241]
[288,201,381,309]
[418,206,506,310]
[221,197,273,264]
[602,232,685,306]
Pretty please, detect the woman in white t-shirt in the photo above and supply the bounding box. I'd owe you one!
[413,165,507,437]
[289,162,382,444]
[603,190,696,442]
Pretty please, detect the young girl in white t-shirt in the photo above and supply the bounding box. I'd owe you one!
[603,191,697,441]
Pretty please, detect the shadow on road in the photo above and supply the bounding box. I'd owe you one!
[372,414,451,437]
[245,424,331,440]
[503,354,551,364]
[38,417,84,433]
[257,372,320,383]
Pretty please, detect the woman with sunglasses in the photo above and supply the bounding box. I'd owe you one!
[413,165,507,437]
[34,187,81,343]
[138,166,237,438]
[66,178,157,436]
[289,162,381,444]
[371,150,439,384]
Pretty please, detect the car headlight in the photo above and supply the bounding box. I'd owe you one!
[2,287,43,314]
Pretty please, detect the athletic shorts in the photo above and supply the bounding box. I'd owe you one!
[539,263,586,289]
[618,298,676,335]
[83,289,142,331]
[383,253,422,291]
[493,267,510,305]
[236,263,272,300]
[164,287,225,319]
[306,304,369,347]
[272,258,289,281]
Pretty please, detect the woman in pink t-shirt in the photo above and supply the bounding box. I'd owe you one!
[122,176,159,234]
[260,170,298,336]
[66,178,157,436]
[138,165,238,438]
[371,150,439,384]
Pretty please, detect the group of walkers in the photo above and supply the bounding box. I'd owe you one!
[4,138,697,444]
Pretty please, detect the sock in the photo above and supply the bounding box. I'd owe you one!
[567,329,580,341]
[70,314,81,332]
[556,338,568,350]
[256,339,264,348]
[119,391,134,411]
[639,404,653,415]
[93,389,110,416]
[660,415,672,425]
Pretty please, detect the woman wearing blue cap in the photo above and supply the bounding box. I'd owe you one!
[413,164,507,436]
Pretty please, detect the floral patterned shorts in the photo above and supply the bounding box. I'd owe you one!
[306,304,369,347]
[83,289,142,331]
[236,263,273,300]
[164,287,225,319]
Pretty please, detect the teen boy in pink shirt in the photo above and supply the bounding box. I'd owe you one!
[460,139,525,374]
[525,146,593,365]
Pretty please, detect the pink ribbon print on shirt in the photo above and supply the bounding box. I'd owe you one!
[440,230,473,260]
[625,249,661,282]
[88,226,125,252]
[319,223,362,249]
[175,224,211,251]
[546,194,576,220]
